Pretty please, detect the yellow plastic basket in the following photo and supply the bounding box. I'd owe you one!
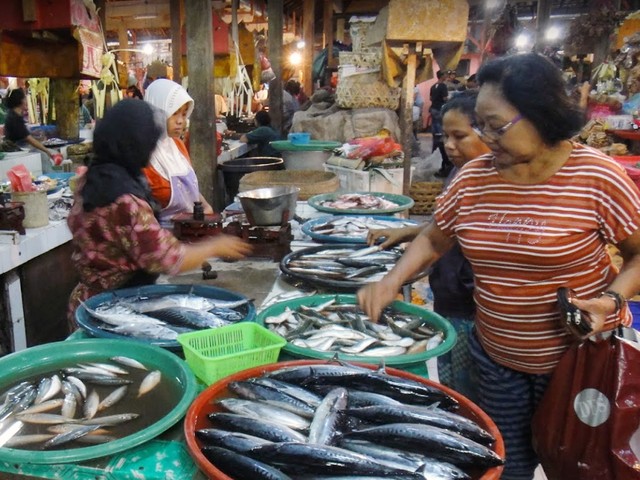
[177,323,286,385]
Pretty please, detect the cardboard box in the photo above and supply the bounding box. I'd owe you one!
[324,164,413,195]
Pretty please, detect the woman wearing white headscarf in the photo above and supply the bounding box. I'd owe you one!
[143,79,214,228]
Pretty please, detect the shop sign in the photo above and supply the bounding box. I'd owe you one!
[75,27,103,78]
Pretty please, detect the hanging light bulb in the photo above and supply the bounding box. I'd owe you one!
[142,44,154,56]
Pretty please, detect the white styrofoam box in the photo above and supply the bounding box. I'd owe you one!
[324,164,413,195]
[0,151,43,180]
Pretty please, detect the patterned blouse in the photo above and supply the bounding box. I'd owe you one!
[66,193,185,327]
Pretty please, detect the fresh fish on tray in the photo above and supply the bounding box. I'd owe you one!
[282,245,407,287]
[193,360,504,479]
[264,299,444,358]
[308,216,416,240]
[80,289,251,342]
[320,193,400,211]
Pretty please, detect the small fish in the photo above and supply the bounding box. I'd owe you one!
[19,398,64,415]
[15,413,70,425]
[145,307,229,329]
[43,425,102,449]
[138,370,161,398]
[81,413,140,426]
[86,362,129,375]
[4,434,54,448]
[65,376,87,399]
[83,390,100,420]
[98,386,128,412]
[110,356,148,371]
[61,392,77,419]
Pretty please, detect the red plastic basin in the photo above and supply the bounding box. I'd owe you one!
[183,359,505,480]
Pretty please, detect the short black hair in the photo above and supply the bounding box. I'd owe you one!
[442,90,479,126]
[285,79,301,95]
[255,110,271,126]
[476,53,584,144]
[436,70,445,80]
[4,88,25,109]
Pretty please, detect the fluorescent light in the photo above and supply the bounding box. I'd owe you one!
[134,14,158,20]
[545,26,561,41]
[142,44,154,55]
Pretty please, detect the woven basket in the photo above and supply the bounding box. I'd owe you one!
[409,181,444,215]
[336,71,401,110]
[339,49,382,69]
[239,170,340,201]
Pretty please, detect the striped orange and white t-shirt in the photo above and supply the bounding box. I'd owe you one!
[435,143,640,374]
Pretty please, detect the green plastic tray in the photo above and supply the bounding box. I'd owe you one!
[270,140,342,151]
[0,339,197,464]
[307,191,415,215]
[255,294,456,377]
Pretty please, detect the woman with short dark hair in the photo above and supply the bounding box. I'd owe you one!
[3,88,55,163]
[359,53,640,479]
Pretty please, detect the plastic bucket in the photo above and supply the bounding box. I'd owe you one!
[255,294,456,378]
[219,157,284,201]
[11,190,48,228]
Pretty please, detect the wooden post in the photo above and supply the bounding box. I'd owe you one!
[535,0,552,51]
[117,24,130,80]
[170,0,182,85]
[50,79,79,140]
[302,0,315,94]
[323,1,335,71]
[401,44,417,196]
[185,0,219,209]
[268,0,284,134]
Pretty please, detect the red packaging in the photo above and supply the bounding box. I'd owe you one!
[6,165,35,192]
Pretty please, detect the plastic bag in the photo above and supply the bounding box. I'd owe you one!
[532,331,640,479]
[6,165,35,192]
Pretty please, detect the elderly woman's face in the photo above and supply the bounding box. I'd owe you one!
[167,103,189,138]
[475,83,542,168]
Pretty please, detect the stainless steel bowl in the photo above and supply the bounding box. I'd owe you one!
[237,186,300,226]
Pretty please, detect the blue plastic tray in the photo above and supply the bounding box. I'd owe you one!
[75,284,256,350]
[301,215,418,244]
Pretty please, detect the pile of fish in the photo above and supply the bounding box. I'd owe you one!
[0,357,162,450]
[193,363,504,479]
[80,292,251,341]
[320,193,400,211]
[306,216,416,241]
[264,297,444,357]
[282,245,405,287]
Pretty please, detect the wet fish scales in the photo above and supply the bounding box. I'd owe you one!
[207,413,306,443]
[343,423,504,469]
[201,445,292,480]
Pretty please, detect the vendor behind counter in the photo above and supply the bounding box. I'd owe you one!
[238,111,282,157]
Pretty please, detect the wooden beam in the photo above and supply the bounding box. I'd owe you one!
[185,0,219,209]
[302,0,314,94]
[401,44,417,196]
[170,0,182,84]
[268,0,284,134]
[324,0,336,69]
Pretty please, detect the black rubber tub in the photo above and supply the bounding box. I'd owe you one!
[219,157,284,201]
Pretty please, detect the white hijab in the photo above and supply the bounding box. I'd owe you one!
[144,79,194,178]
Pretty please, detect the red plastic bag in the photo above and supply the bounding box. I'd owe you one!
[6,165,35,192]
[532,331,640,479]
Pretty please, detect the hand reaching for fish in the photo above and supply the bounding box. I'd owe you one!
[367,225,422,249]
[357,276,403,323]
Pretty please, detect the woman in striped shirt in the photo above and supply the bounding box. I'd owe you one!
[358,53,640,480]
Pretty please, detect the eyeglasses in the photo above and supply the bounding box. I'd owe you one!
[474,114,523,140]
